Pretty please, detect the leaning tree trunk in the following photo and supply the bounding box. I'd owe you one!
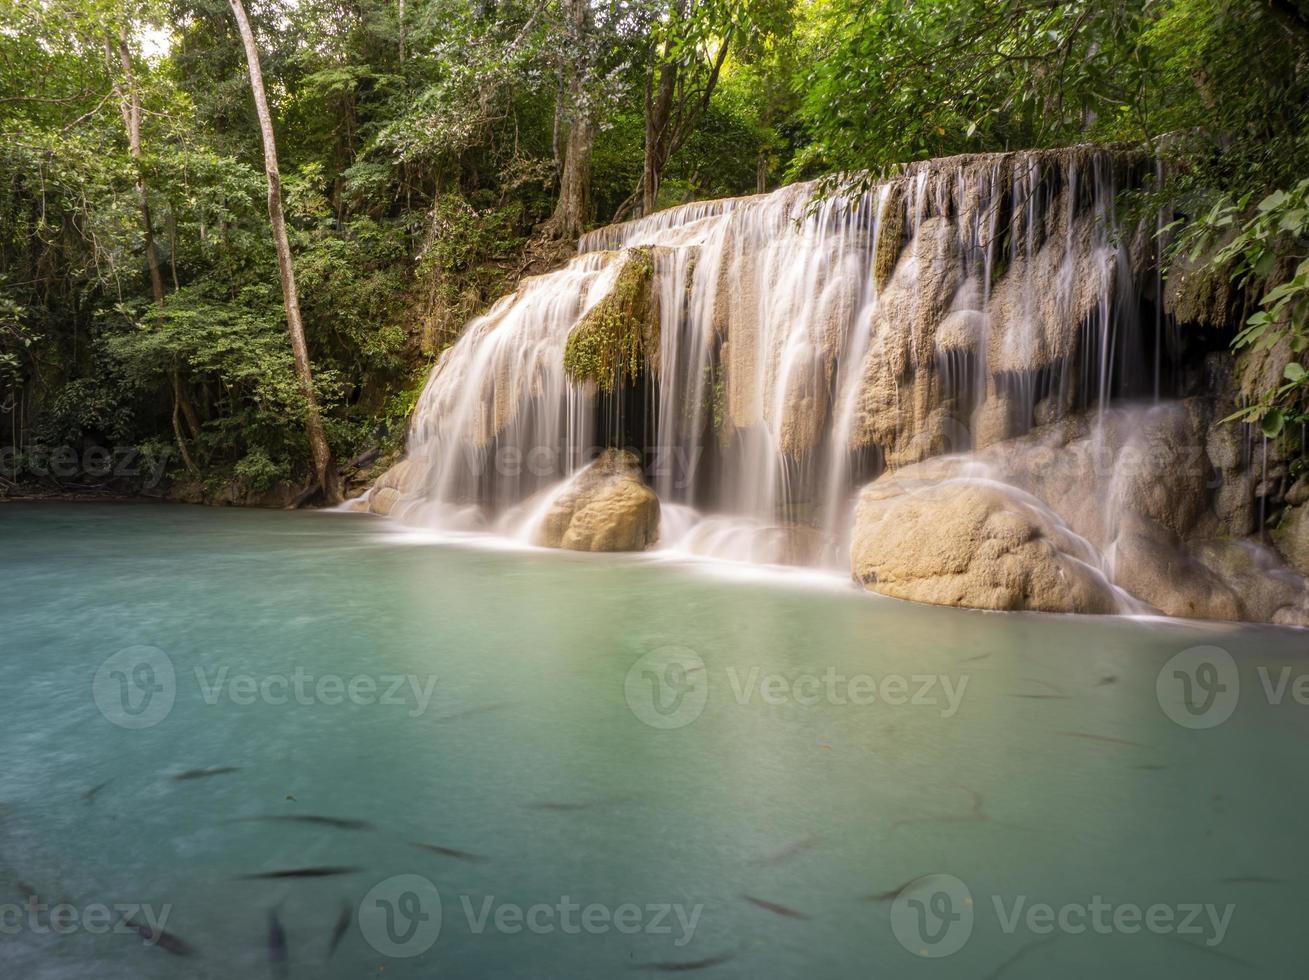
[228,0,342,504]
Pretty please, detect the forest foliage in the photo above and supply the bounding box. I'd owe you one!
[2,0,1308,498]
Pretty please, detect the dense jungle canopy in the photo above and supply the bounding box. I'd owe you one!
[3,0,1308,500]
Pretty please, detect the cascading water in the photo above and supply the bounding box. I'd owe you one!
[384,149,1159,566]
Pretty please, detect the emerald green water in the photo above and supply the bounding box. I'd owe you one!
[0,503,1304,978]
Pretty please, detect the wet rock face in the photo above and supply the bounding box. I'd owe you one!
[848,404,1309,626]
[358,458,419,516]
[850,460,1123,615]
[533,449,660,552]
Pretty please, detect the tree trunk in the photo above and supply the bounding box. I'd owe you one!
[640,62,676,217]
[108,29,200,476]
[398,0,406,63]
[228,0,342,504]
[107,31,164,306]
[549,103,592,238]
[546,0,593,239]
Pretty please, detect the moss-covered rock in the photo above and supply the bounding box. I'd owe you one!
[563,248,659,392]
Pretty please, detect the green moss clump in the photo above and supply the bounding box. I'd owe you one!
[564,247,659,392]
[873,184,905,290]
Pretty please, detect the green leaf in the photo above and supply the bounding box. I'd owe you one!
[1260,408,1286,438]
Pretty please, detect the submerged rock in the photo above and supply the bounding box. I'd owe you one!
[850,462,1123,614]
[533,449,660,552]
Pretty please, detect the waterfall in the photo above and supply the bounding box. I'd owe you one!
[385,148,1158,567]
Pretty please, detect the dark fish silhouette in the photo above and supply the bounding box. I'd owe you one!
[238,867,362,880]
[981,935,1059,979]
[410,842,488,863]
[327,902,351,958]
[125,918,197,957]
[742,895,810,919]
[1006,693,1070,700]
[1018,677,1066,696]
[173,767,241,781]
[234,815,374,831]
[83,779,113,801]
[1096,675,1118,686]
[1055,730,1146,748]
[753,835,820,867]
[862,876,919,902]
[634,953,735,971]
[435,701,520,723]
[268,909,288,977]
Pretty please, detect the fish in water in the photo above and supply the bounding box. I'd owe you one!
[633,953,735,971]
[753,834,821,867]
[83,779,113,801]
[1096,675,1118,686]
[862,876,921,902]
[741,895,810,920]
[268,909,288,977]
[233,815,374,831]
[238,867,362,880]
[327,902,351,958]
[173,767,241,781]
[980,934,1059,979]
[1006,693,1070,700]
[435,701,520,723]
[125,918,197,957]
[410,842,488,863]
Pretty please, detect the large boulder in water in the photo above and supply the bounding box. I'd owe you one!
[534,449,660,552]
[360,458,420,516]
[850,460,1122,615]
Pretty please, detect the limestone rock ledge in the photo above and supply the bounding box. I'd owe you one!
[849,406,1309,626]
[851,464,1123,615]
[533,449,660,552]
